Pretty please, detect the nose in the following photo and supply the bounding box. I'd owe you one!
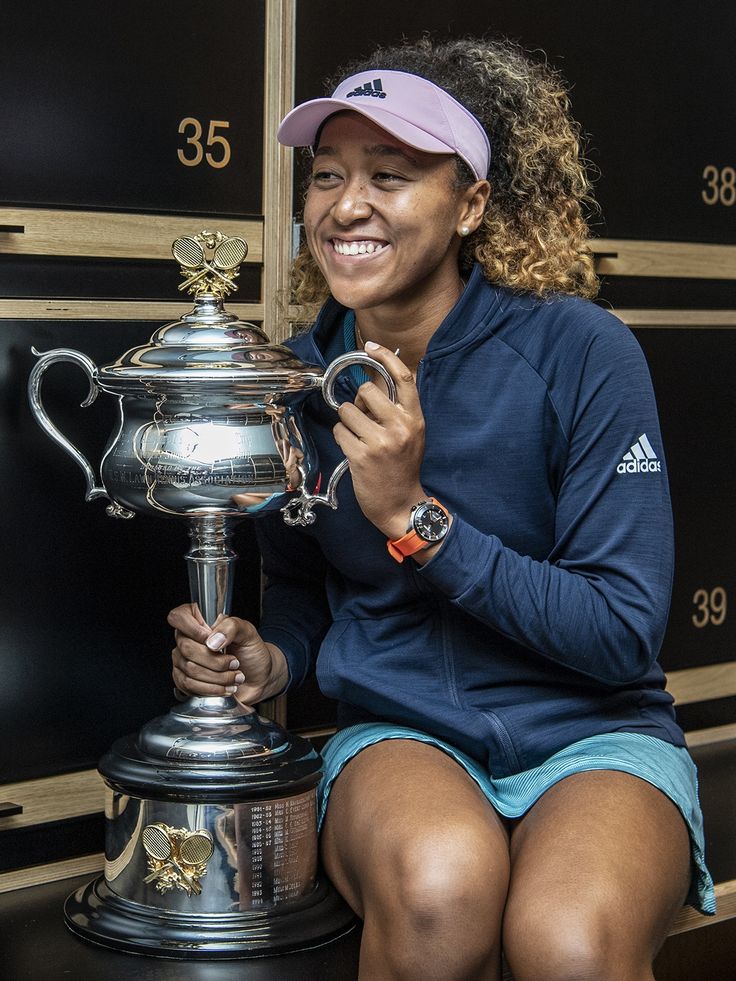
[331,179,372,226]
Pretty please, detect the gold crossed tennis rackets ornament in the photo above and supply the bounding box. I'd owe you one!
[141,823,214,896]
[172,230,248,299]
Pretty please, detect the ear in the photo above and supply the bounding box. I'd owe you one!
[456,180,491,237]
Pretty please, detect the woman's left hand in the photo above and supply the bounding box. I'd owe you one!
[333,342,428,540]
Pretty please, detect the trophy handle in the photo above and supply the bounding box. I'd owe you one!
[319,352,397,412]
[28,347,132,518]
[281,353,397,527]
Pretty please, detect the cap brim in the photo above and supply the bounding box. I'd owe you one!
[277,97,455,156]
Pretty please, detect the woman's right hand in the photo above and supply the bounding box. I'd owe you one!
[168,604,288,707]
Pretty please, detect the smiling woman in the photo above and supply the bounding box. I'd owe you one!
[169,35,714,981]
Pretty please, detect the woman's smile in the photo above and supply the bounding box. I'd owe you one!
[331,237,389,257]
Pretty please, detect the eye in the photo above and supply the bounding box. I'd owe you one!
[310,169,342,187]
[373,171,406,184]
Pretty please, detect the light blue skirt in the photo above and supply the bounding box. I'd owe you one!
[318,724,716,915]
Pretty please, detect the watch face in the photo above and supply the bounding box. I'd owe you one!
[412,502,449,542]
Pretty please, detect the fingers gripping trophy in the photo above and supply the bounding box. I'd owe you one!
[27,232,393,958]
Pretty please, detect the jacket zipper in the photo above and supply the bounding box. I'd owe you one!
[481,709,522,773]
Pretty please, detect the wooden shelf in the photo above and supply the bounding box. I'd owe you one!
[593,239,736,280]
[0,207,263,262]
[0,299,264,321]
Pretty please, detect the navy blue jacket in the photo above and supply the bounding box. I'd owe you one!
[256,264,685,777]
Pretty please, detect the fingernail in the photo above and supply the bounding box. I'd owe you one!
[234,672,245,684]
[206,631,227,651]
[364,341,380,351]
[229,658,240,669]
[225,685,237,693]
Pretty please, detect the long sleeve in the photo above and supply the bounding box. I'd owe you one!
[418,315,674,687]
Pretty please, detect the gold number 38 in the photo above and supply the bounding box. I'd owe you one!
[702,165,735,206]
[178,118,231,169]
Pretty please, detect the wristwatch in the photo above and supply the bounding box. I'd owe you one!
[387,498,450,563]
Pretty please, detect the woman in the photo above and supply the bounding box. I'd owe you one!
[169,37,714,981]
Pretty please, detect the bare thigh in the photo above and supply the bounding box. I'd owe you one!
[321,739,511,981]
[503,770,692,981]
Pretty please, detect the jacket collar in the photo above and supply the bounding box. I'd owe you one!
[287,263,506,367]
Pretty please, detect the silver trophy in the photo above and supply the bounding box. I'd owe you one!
[27,230,392,958]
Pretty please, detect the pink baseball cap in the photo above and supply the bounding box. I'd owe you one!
[277,70,491,181]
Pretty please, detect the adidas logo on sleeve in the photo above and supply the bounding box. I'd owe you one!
[617,433,662,474]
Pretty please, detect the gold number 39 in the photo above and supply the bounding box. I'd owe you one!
[692,587,727,628]
[702,165,735,206]
[178,118,231,169]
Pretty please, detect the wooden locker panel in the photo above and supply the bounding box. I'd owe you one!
[1,1,265,216]
[635,326,735,673]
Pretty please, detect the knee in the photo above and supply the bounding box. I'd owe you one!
[360,829,507,980]
[381,827,508,940]
[397,843,485,935]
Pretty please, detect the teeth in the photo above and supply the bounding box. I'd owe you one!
[333,240,384,256]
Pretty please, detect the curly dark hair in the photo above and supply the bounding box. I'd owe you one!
[290,35,599,305]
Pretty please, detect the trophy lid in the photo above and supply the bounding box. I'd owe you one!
[96,231,323,398]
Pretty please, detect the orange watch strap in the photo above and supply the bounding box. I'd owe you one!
[387,497,444,564]
[386,528,431,563]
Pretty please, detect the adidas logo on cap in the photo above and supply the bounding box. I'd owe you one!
[346,78,387,99]
[617,433,662,474]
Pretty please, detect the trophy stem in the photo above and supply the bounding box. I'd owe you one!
[186,514,236,626]
[178,514,245,720]
[137,513,267,757]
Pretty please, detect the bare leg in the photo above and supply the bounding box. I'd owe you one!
[321,739,510,981]
[503,770,692,981]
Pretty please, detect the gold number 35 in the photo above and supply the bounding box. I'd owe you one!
[702,165,735,206]
[178,118,231,169]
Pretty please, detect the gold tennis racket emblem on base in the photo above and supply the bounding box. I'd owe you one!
[142,823,214,896]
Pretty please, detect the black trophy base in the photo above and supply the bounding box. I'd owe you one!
[64,874,356,960]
